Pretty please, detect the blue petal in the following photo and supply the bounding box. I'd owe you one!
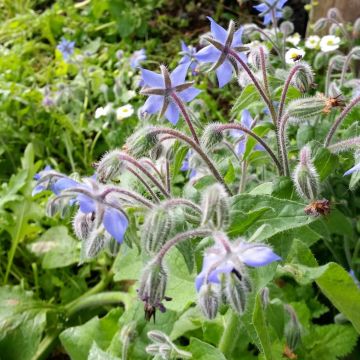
[170,63,190,86]
[142,95,163,114]
[241,245,281,267]
[241,109,252,128]
[32,184,45,196]
[196,45,221,63]
[254,144,265,151]
[207,17,227,43]
[208,263,233,284]
[344,162,360,176]
[216,60,233,87]
[141,68,164,87]
[103,208,128,243]
[77,194,96,213]
[235,140,246,155]
[181,160,189,171]
[254,3,267,12]
[263,13,273,25]
[195,273,206,292]
[179,87,201,102]
[278,0,287,8]
[52,178,79,195]
[232,27,244,47]
[189,169,197,179]
[165,102,180,124]
[181,40,188,52]
[179,55,190,65]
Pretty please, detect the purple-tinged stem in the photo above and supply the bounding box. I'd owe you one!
[324,95,360,147]
[165,159,171,193]
[149,127,232,195]
[328,136,360,153]
[161,198,202,213]
[171,92,200,144]
[278,114,290,176]
[340,50,355,86]
[101,187,154,208]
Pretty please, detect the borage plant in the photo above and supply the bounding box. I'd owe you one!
[33,3,360,359]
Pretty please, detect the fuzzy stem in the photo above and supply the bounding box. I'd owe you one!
[162,198,202,213]
[239,160,247,193]
[171,92,200,144]
[218,310,241,357]
[155,229,213,264]
[278,114,290,176]
[215,124,282,173]
[101,187,154,208]
[340,50,355,86]
[150,127,232,195]
[165,158,171,193]
[278,64,303,121]
[327,18,352,43]
[324,95,360,147]
[327,136,360,153]
[253,28,283,57]
[229,49,277,126]
[118,153,171,198]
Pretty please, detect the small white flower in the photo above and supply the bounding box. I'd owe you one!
[287,33,301,46]
[285,48,306,64]
[320,35,341,52]
[305,35,320,49]
[94,104,113,119]
[116,104,134,120]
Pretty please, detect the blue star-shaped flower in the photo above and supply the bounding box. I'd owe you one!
[140,63,201,124]
[254,0,288,25]
[195,17,247,87]
[57,38,75,61]
[130,49,147,69]
[179,41,199,75]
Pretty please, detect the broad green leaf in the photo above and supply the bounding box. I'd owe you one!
[231,84,261,115]
[313,147,339,181]
[224,159,236,184]
[252,292,274,360]
[186,338,227,360]
[88,342,121,360]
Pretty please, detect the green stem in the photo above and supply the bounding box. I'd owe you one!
[218,310,241,358]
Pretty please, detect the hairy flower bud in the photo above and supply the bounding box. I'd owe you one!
[138,261,168,321]
[96,150,124,183]
[73,210,95,240]
[282,6,293,20]
[351,46,360,60]
[280,21,294,36]
[201,183,229,229]
[223,271,249,314]
[141,206,174,255]
[201,123,224,151]
[81,227,109,260]
[285,304,302,351]
[327,7,342,21]
[248,46,269,71]
[106,237,121,256]
[126,126,159,158]
[329,55,346,71]
[291,62,314,93]
[314,52,327,70]
[292,146,320,201]
[286,96,327,121]
[329,23,340,36]
[198,283,220,319]
[313,18,328,32]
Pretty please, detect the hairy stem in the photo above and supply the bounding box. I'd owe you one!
[101,187,154,208]
[324,95,360,147]
[278,114,290,176]
[218,310,241,357]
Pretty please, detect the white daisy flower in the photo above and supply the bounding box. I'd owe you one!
[320,35,341,52]
[287,33,301,46]
[116,104,134,120]
[285,48,306,64]
[94,103,113,119]
[305,35,320,49]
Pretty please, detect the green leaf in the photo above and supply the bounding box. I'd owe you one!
[224,159,236,184]
[186,338,227,360]
[29,226,80,269]
[60,308,123,360]
[231,84,261,116]
[313,147,339,181]
[88,342,121,360]
[252,292,274,360]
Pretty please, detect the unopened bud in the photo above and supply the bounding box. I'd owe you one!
[313,52,327,70]
[313,18,328,32]
[146,343,172,358]
[242,23,259,39]
[201,183,229,229]
[260,287,270,308]
[73,210,95,241]
[284,304,302,351]
[201,123,224,151]
[280,21,294,36]
[291,62,314,93]
[126,126,159,158]
[141,207,174,255]
[329,23,341,36]
[329,55,346,71]
[282,6,293,20]
[327,7,342,21]
[223,271,249,314]
[248,46,269,71]
[96,150,124,183]
[106,237,121,256]
[198,283,220,319]
[292,146,320,201]
[351,46,360,60]
[148,330,170,344]
[81,227,108,260]
[286,96,327,121]
[353,18,360,39]
[138,261,168,320]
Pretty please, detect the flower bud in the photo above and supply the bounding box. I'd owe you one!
[248,46,269,71]
[141,207,174,255]
[353,18,360,39]
[327,7,342,21]
[201,123,223,151]
[286,96,327,122]
[260,287,270,308]
[292,146,320,201]
[223,271,249,314]
[329,23,340,36]
[106,237,121,256]
[329,55,346,71]
[313,52,327,70]
[147,330,170,344]
[146,343,172,358]
[280,21,294,36]
[138,261,168,320]
[96,150,124,183]
[313,18,328,32]
[201,183,230,230]
[198,283,220,319]
[282,6,293,20]
[242,23,259,39]
[284,305,302,351]
[73,210,95,240]
[125,126,159,158]
[351,46,360,60]
[291,62,314,93]
[81,227,109,260]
